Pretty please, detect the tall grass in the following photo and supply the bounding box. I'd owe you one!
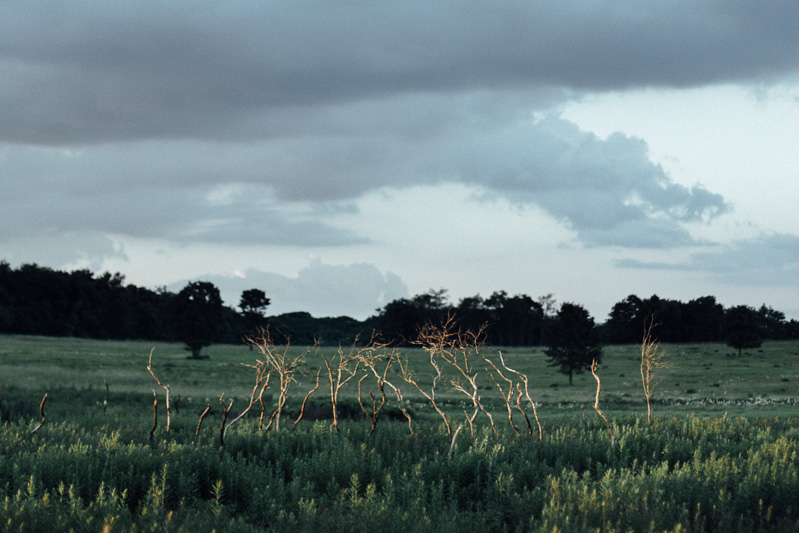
[1,415,798,532]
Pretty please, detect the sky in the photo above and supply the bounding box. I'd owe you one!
[3,1,799,321]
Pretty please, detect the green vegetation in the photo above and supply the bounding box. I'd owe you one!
[1,334,799,531]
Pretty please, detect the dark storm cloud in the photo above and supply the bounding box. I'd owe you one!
[616,233,799,285]
[2,1,789,254]
[2,1,799,144]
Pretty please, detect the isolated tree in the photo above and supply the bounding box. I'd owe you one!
[171,281,225,359]
[239,288,270,334]
[723,305,763,355]
[544,302,602,385]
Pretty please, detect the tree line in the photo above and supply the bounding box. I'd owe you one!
[370,289,799,346]
[1,262,797,351]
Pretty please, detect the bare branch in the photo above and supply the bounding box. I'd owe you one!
[147,348,171,432]
[29,393,48,435]
[219,394,233,448]
[641,316,671,423]
[591,359,614,448]
[482,351,519,436]
[196,403,211,437]
[244,328,310,431]
[149,391,158,441]
[500,352,543,440]
[293,369,321,430]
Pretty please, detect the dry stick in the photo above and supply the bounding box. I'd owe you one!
[321,343,363,433]
[224,366,270,439]
[266,388,297,431]
[500,353,543,440]
[147,349,171,432]
[400,351,450,436]
[149,391,158,441]
[103,380,109,415]
[257,372,273,430]
[196,403,211,437]
[244,329,307,432]
[433,321,495,437]
[482,353,520,436]
[357,375,386,436]
[219,394,233,448]
[514,384,534,436]
[448,424,463,460]
[293,369,321,430]
[173,396,181,415]
[591,359,614,448]
[29,393,48,435]
[358,349,396,436]
[384,380,414,436]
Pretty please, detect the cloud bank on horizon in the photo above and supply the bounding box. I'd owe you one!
[2,1,799,319]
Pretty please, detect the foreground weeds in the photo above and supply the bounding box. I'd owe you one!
[1,415,798,532]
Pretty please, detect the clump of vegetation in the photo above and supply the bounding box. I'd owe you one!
[2,414,799,532]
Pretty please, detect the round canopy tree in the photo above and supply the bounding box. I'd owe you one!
[545,302,602,385]
[171,281,225,359]
[723,305,763,356]
[239,288,271,335]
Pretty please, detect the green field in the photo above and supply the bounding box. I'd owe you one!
[2,334,798,422]
[1,335,798,532]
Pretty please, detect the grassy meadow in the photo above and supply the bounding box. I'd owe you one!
[1,334,798,422]
[1,334,799,532]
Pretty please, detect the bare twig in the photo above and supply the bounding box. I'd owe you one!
[320,338,369,432]
[500,352,543,440]
[196,403,211,437]
[399,347,449,436]
[244,328,309,431]
[293,369,321,430]
[415,315,494,438]
[641,316,670,423]
[149,391,158,441]
[103,380,109,415]
[358,346,402,436]
[223,362,270,438]
[591,359,614,448]
[29,393,48,435]
[219,394,233,448]
[384,379,413,436]
[448,424,463,460]
[482,352,519,436]
[147,349,171,432]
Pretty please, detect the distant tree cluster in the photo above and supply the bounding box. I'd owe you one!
[371,289,554,346]
[2,263,797,360]
[602,293,797,345]
[371,289,798,348]
[0,262,173,340]
[0,262,368,355]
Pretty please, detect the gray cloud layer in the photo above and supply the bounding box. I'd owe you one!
[3,2,799,144]
[617,233,799,286]
[2,1,797,264]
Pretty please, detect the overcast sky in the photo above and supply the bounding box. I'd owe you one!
[3,1,799,321]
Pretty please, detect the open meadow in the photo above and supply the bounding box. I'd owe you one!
[1,334,798,531]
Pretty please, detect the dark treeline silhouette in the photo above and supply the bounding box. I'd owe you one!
[370,289,552,346]
[2,262,797,347]
[0,262,368,346]
[602,293,798,344]
[370,289,799,346]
